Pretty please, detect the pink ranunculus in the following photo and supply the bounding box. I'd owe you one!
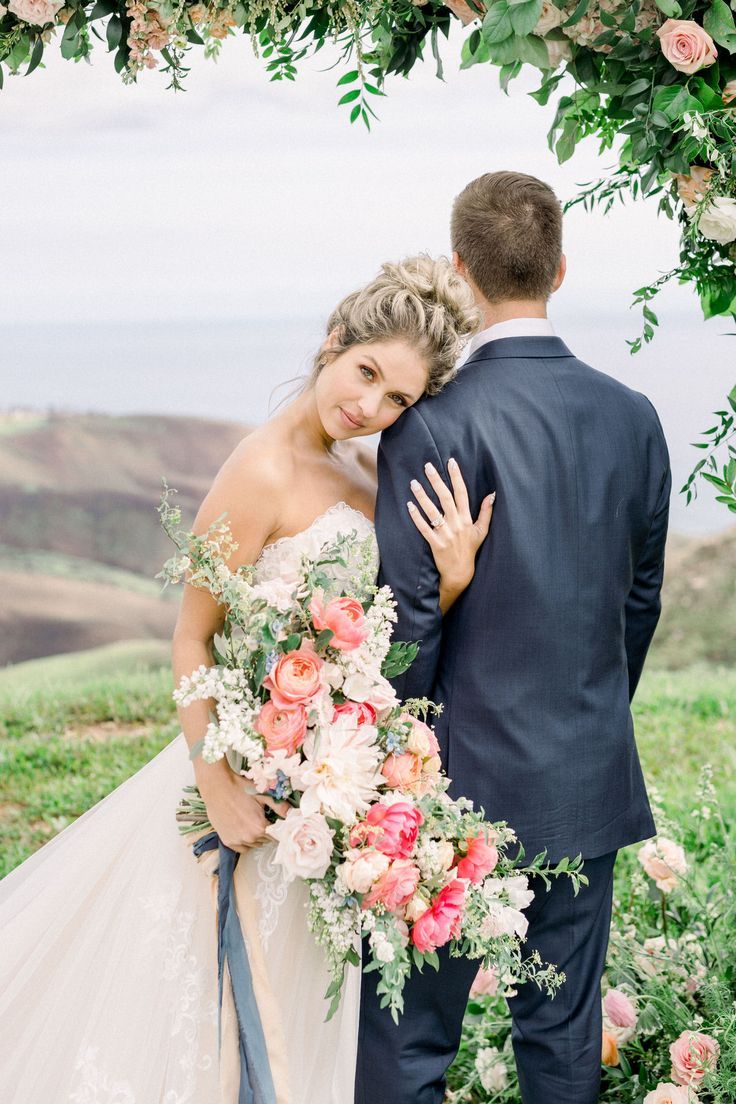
[332,700,377,727]
[402,713,440,758]
[410,879,466,954]
[656,19,717,74]
[644,1084,695,1104]
[638,837,688,893]
[254,700,308,755]
[263,640,323,708]
[310,590,369,651]
[381,751,423,790]
[352,801,424,858]
[470,966,499,998]
[456,833,499,884]
[669,1030,720,1087]
[362,858,421,912]
[603,988,637,1030]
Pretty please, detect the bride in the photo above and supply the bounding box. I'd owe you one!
[0,256,493,1104]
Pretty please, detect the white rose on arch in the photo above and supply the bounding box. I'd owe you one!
[8,0,62,24]
[695,196,736,245]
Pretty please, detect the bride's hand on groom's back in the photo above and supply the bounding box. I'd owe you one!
[407,458,495,614]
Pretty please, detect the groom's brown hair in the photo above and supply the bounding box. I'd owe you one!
[451,171,562,302]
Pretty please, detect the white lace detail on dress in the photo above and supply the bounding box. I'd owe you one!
[253,841,290,950]
[68,1047,136,1104]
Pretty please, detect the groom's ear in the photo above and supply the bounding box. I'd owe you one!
[551,254,567,294]
[452,251,467,278]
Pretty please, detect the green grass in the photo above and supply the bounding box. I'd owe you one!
[0,544,179,599]
[1,653,735,880]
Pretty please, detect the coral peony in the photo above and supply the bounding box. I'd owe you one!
[310,590,369,651]
[456,833,499,883]
[410,879,466,953]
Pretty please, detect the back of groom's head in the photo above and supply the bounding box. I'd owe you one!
[451,171,563,303]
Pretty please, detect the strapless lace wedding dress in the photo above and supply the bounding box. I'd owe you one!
[0,502,376,1104]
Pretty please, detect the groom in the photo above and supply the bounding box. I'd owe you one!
[355,171,671,1104]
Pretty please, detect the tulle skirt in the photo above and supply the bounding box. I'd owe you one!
[0,734,360,1103]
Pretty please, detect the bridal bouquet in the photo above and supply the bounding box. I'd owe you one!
[158,484,584,1020]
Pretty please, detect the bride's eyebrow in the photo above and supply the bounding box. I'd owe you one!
[363,354,418,404]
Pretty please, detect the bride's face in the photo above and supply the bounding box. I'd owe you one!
[315,338,428,439]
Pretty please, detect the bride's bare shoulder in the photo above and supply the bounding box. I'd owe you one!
[350,440,378,482]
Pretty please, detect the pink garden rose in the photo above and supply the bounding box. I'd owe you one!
[638,837,688,892]
[381,751,423,790]
[410,879,466,953]
[724,79,736,105]
[339,848,390,895]
[669,1030,720,1087]
[332,700,377,727]
[310,590,369,651]
[656,19,717,74]
[352,801,424,858]
[402,713,440,758]
[263,641,323,709]
[362,858,421,912]
[470,966,499,997]
[455,833,499,883]
[255,700,308,755]
[7,0,63,24]
[644,1084,695,1104]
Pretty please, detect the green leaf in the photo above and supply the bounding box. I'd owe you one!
[314,628,335,649]
[621,78,651,100]
[654,0,682,17]
[529,70,564,104]
[652,85,702,120]
[338,89,360,105]
[517,33,551,68]
[106,13,123,52]
[509,0,543,38]
[704,0,736,50]
[60,20,80,60]
[728,385,736,416]
[89,0,117,18]
[482,1,514,44]
[26,36,44,76]
[337,69,359,86]
[350,103,361,124]
[284,632,302,652]
[563,0,589,27]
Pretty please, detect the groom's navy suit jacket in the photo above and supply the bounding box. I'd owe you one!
[376,336,670,862]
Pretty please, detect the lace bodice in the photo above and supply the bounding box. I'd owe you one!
[253,501,377,592]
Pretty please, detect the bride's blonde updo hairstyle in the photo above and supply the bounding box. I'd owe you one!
[311,255,481,396]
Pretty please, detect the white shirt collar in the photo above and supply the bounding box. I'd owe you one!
[465,317,556,360]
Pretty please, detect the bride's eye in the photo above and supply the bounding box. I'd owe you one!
[390,394,407,408]
[360,365,374,381]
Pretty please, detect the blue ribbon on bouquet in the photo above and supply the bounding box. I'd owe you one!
[193,831,276,1104]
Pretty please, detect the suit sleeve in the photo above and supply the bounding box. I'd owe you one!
[624,422,671,701]
[375,407,445,703]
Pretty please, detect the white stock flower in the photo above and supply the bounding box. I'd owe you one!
[267,809,334,882]
[250,576,295,612]
[475,1046,508,1093]
[696,196,736,244]
[295,714,384,823]
[246,749,301,792]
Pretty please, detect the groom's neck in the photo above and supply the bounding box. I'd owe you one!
[478,298,548,330]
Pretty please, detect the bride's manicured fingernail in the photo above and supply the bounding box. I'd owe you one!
[410,479,420,492]
[489,492,496,503]
[425,462,435,474]
[449,457,457,468]
[407,501,415,510]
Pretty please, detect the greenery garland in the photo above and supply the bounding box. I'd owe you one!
[1,0,734,509]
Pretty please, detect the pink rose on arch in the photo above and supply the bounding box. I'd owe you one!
[470,966,499,997]
[669,1030,720,1087]
[644,1084,696,1104]
[352,801,424,859]
[332,700,377,727]
[638,837,688,893]
[382,751,423,790]
[456,833,499,884]
[263,640,323,709]
[310,590,369,651]
[255,700,308,756]
[657,19,717,75]
[410,879,467,954]
[362,858,421,912]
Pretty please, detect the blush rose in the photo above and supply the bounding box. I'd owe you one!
[656,19,717,74]
[669,1030,720,1088]
[381,751,423,790]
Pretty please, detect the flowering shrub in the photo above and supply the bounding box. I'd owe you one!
[446,764,736,1102]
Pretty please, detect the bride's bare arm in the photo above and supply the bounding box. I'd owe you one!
[407,458,495,614]
[171,439,285,852]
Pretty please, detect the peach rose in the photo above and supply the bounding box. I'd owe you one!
[470,966,499,997]
[404,892,431,923]
[339,848,390,894]
[7,0,62,23]
[263,641,323,708]
[601,1029,620,1067]
[363,858,421,912]
[724,79,736,105]
[410,879,466,953]
[644,1084,696,1104]
[456,833,499,883]
[657,19,717,74]
[332,700,376,727]
[546,38,573,68]
[638,837,687,892]
[310,590,369,651]
[353,801,424,858]
[403,714,440,758]
[255,700,308,755]
[673,166,713,209]
[382,751,423,790]
[445,0,485,24]
[669,1030,720,1087]
[535,0,563,35]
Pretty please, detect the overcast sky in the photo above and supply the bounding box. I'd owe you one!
[1,24,734,534]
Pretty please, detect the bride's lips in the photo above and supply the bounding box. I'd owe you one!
[339,407,365,430]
